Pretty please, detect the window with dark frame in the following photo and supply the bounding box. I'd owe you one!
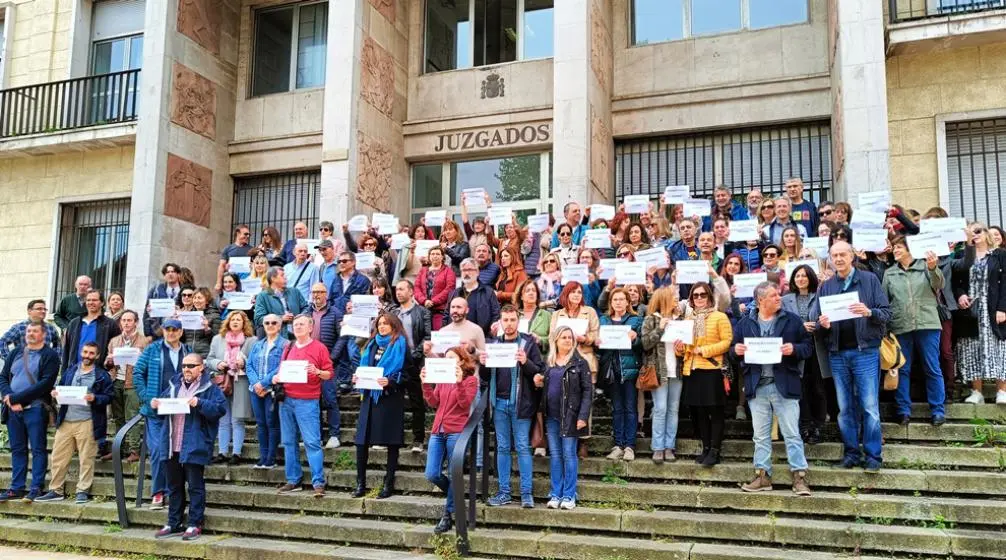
[251,1,328,97]
[945,118,1006,228]
[232,170,321,248]
[53,198,131,305]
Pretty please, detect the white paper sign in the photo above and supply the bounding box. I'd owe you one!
[854,229,889,253]
[178,311,204,331]
[486,343,518,368]
[858,191,891,214]
[390,233,409,250]
[728,220,759,243]
[355,366,384,391]
[351,295,380,318]
[341,315,373,338]
[518,318,530,334]
[598,258,619,280]
[462,188,487,207]
[584,229,612,249]
[149,299,175,318]
[683,198,712,218]
[661,321,694,344]
[614,262,647,285]
[921,217,967,244]
[676,260,709,284]
[785,259,821,281]
[819,292,861,323]
[527,214,550,233]
[415,240,440,258]
[301,239,322,255]
[733,273,768,299]
[907,232,951,258]
[242,281,263,299]
[112,347,140,366]
[556,318,589,337]
[598,325,632,350]
[850,210,887,232]
[425,210,447,227]
[228,257,251,274]
[277,360,309,383]
[635,247,668,269]
[373,213,399,235]
[432,331,462,353]
[590,204,616,221]
[156,398,190,415]
[55,386,88,406]
[488,206,513,227]
[424,358,458,384]
[348,215,369,232]
[662,185,689,205]
[624,195,650,214]
[356,252,377,270]
[562,264,590,285]
[803,236,829,256]
[223,292,253,311]
[744,338,783,365]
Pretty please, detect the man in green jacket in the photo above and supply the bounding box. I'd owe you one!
[253,267,308,339]
[54,276,91,331]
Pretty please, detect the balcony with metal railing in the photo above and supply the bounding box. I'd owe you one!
[0,69,140,156]
[887,0,1006,53]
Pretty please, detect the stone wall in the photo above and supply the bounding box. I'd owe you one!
[0,146,133,324]
[887,42,1006,212]
[3,0,73,87]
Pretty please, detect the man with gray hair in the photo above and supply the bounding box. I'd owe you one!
[732,281,814,496]
[253,267,308,339]
[283,242,317,302]
[447,258,500,338]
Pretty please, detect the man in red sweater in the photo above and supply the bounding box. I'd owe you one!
[272,315,333,498]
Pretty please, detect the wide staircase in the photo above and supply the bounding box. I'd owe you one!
[1,393,1006,560]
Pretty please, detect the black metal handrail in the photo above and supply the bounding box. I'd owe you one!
[890,0,1006,23]
[0,69,140,138]
[112,413,147,529]
[449,387,492,556]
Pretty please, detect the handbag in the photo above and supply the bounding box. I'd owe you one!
[879,332,906,372]
[530,412,545,449]
[272,344,293,403]
[635,348,659,391]
[213,370,234,397]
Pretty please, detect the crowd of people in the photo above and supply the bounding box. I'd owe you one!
[2,177,1005,539]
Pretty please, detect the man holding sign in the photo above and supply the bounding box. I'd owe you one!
[105,310,150,462]
[732,283,813,496]
[810,242,891,473]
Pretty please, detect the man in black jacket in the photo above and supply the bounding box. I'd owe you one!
[0,321,60,502]
[308,283,341,448]
[62,290,121,371]
[394,279,432,452]
[447,258,500,338]
[479,304,544,508]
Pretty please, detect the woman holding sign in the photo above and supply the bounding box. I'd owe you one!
[416,246,456,331]
[440,220,471,275]
[421,346,479,534]
[245,315,286,469]
[353,312,409,499]
[599,289,643,462]
[642,287,687,463]
[676,282,733,467]
[179,288,221,359]
[536,254,563,310]
[550,282,599,458]
[782,265,831,445]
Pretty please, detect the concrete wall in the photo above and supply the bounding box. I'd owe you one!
[0,146,133,324]
[3,0,74,87]
[886,42,1006,211]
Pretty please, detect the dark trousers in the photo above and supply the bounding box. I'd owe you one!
[404,370,426,444]
[165,456,206,529]
[356,444,400,487]
[691,405,724,451]
[799,357,828,430]
[7,406,48,492]
[940,319,955,390]
[321,378,341,440]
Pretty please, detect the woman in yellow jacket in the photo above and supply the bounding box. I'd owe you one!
[673,281,733,468]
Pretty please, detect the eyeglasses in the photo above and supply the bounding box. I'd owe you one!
[262,232,270,237]
[559,231,571,237]
[761,205,774,211]
[240,231,251,236]
[310,290,327,294]
[834,232,849,239]
[692,292,709,299]
[320,227,332,232]
[181,363,200,369]
[618,252,631,257]
[364,243,377,249]
[819,209,833,217]
[543,259,558,265]
[163,327,181,332]
[763,252,779,258]
[337,259,352,264]
[181,292,194,297]
[263,321,280,326]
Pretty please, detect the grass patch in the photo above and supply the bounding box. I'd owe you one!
[333,450,356,470]
[104,521,123,533]
[428,533,462,560]
[601,463,628,485]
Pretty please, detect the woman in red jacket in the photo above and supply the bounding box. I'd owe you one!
[415,246,457,331]
[422,346,479,535]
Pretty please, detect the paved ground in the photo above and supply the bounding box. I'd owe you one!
[0,546,125,559]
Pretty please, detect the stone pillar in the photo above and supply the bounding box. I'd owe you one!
[828,0,891,202]
[553,0,614,207]
[123,0,239,311]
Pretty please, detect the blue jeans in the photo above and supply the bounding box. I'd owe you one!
[280,397,325,487]
[895,330,946,418]
[545,417,578,501]
[7,405,48,492]
[250,391,280,466]
[492,399,533,496]
[217,397,246,456]
[144,415,167,495]
[425,432,461,514]
[829,348,883,466]
[608,378,638,449]
[749,383,808,476]
[321,378,341,438]
[650,378,683,451]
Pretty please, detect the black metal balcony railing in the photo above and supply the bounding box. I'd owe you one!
[891,0,1006,23]
[0,68,140,139]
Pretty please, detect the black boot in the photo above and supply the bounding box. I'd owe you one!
[351,476,366,498]
[433,513,454,534]
[806,426,822,445]
[694,447,708,465]
[700,448,721,468]
[377,474,395,499]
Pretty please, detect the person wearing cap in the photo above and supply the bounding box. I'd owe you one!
[310,239,339,297]
[133,318,192,510]
[283,242,317,302]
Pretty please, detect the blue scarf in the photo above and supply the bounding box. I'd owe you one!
[360,333,407,403]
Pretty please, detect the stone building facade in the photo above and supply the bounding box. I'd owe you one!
[0,0,1003,324]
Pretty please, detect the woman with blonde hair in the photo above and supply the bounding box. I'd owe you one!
[780,225,803,266]
[642,286,686,463]
[206,310,256,465]
[440,219,471,275]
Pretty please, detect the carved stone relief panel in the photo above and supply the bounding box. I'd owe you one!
[165,153,213,228]
[368,0,395,23]
[590,2,612,91]
[361,37,395,118]
[356,131,393,211]
[170,63,217,140]
[178,0,222,55]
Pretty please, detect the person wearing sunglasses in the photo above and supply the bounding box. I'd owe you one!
[550,201,589,249]
[551,223,580,268]
[756,198,776,227]
[257,226,286,267]
[150,353,226,542]
[206,311,257,465]
[328,251,373,315]
[245,314,287,469]
[536,254,563,310]
[216,225,252,293]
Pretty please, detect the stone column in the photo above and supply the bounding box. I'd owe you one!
[123,0,239,311]
[552,0,614,207]
[828,0,891,202]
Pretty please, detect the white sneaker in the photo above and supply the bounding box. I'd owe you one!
[965,390,984,404]
[373,445,387,451]
[411,445,423,453]
[325,437,341,449]
[997,391,1006,405]
[534,448,546,457]
[606,447,624,460]
[546,497,560,509]
[559,499,576,510]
